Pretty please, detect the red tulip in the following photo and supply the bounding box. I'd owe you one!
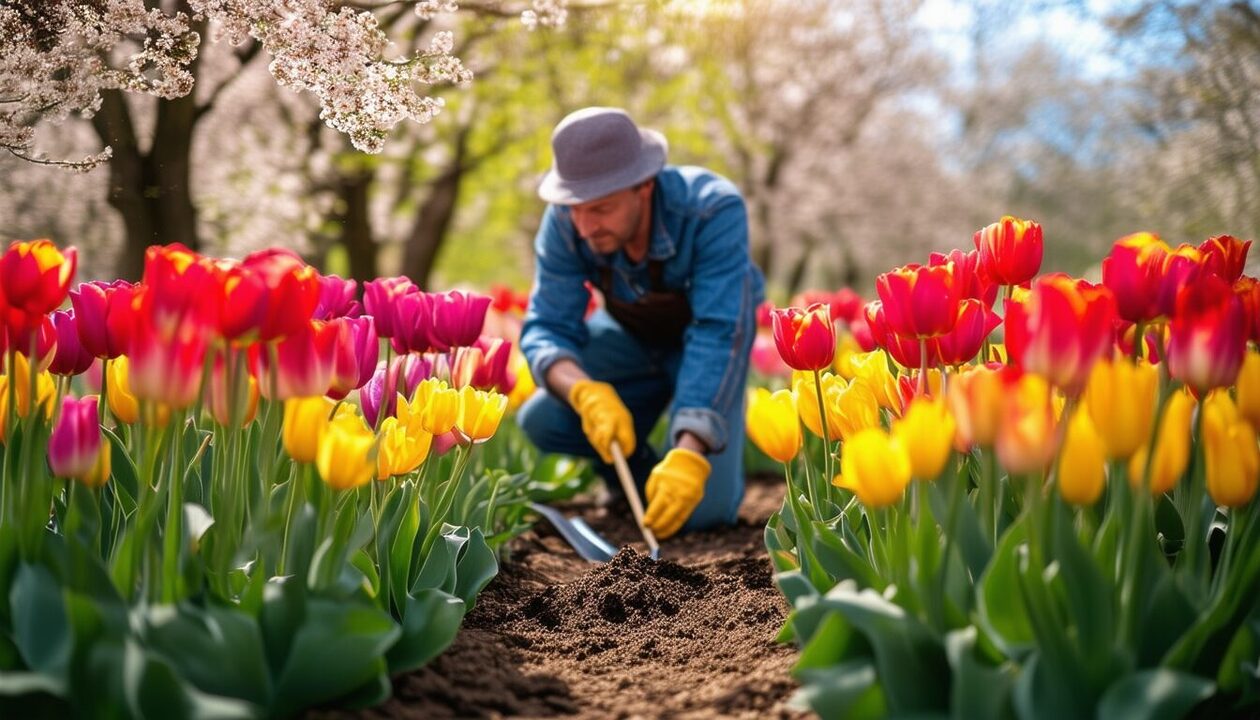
[1157,244,1204,319]
[128,309,208,410]
[141,244,220,340]
[973,216,1043,286]
[489,284,530,315]
[1168,274,1247,395]
[452,336,513,392]
[876,263,962,339]
[250,319,339,400]
[314,274,361,320]
[48,395,102,480]
[865,301,938,369]
[212,258,269,343]
[69,280,136,359]
[205,351,259,428]
[1114,319,1163,362]
[930,249,998,309]
[0,239,77,316]
[327,316,380,401]
[848,312,877,352]
[1102,232,1169,324]
[1019,274,1116,395]
[1003,287,1030,367]
[1236,277,1260,344]
[755,301,775,329]
[49,310,94,376]
[770,303,836,371]
[430,290,492,352]
[1199,234,1250,283]
[241,248,321,342]
[934,299,1001,366]
[830,288,866,325]
[363,276,418,339]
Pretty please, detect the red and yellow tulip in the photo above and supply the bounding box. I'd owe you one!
[973,216,1043,286]
[771,304,836,371]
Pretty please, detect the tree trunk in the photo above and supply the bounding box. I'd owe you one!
[335,166,378,281]
[92,90,152,281]
[400,128,471,289]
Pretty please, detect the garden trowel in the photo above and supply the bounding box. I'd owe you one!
[528,502,618,563]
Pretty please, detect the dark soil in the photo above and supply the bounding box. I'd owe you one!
[322,475,806,719]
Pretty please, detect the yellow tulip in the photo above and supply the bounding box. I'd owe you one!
[832,427,911,508]
[106,356,140,425]
[78,444,112,489]
[415,378,459,435]
[834,379,882,442]
[316,412,376,491]
[892,397,956,480]
[1129,390,1194,495]
[283,396,335,463]
[1084,357,1158,460]
[745,387,802,463]
[849,350,901,414]
[1203,392,1259,507]
[995,373,1059,476]
[832,332,864,380]
[0,353,56,440]
[456,386,508,442]
[1057,406,1106,506]
[1236,352,1260,434]
[376,415,433,480]
[948,365,1003,447]
[505,348,536,413]
[793,371,845,440]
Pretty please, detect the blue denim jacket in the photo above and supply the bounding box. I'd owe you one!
[521,165,766,454]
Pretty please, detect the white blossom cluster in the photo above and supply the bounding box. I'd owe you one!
[0,0,199,170]
[414,0,459,20]
[522,0,567,30]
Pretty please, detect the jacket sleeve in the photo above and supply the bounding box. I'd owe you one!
[520,204,591,392]
[669,195,755,454]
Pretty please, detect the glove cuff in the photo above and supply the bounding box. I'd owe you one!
[664,447,711,475]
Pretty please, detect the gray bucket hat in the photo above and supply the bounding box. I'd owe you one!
[538,107,668,205]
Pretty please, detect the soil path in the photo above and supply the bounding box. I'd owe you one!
[333,475,806,719]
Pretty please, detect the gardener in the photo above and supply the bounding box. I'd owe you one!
[518,107,764,539]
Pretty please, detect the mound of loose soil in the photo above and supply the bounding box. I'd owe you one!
[321,475,805,719]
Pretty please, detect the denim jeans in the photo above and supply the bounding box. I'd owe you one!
[517,309,747,532]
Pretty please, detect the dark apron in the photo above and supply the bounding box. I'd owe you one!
[597,259,692,348]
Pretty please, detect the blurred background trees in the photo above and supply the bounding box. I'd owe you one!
[2,0,1257,297]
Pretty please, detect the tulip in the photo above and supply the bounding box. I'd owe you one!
[896,368,944,409]
[430,290,492,352]
[1083,357,1158,460]
[1199,234,1250,283]
[140,244,220,339]
[1101,233,1169,324]
[240,248,321,342]
[750,333,792,378]
[771,304,836,371]
[1235,276,1260,344]
[891,397,955,480]
[1129,391,1194,495]
[415,378,460,435]
[489,284,530,316]
[792,371,844,439]
[1002,286,1031,367]
[79,444,112,489]
[830,288,866,324]
[0,352,57,438]
[833,428,911,508]
[314,274,360,320]
[933,299,1000,366]
[849,312,877,352]
[948,365,1004,448]
[1018,274,1117,395]
[206,352,259,428]
[505,348,537,412]
[745,388,802,463]
[973,216,1043,286]
[452,337,513,392]
[0,239,77,316]
[49,309,93,376]
[995,371,1059,475]
[316,412,376,491]
[377,415,434,480]
[284,396,336,463]
[1202,392,1259,507]
[1114,319,1164,362]
[390,290,434,355]
[1057,406,1106,506]
[211,258,269,343]
[361,354,434,427]
[363,276,418,339]
[456,386,508,443]
[249,320,339,401]
[832,332,864,380]
[1237,352,1260,433]
[930,248,998,308]
[875,262,962,339]
[865,301,938,369]
[1156,244,1204,319]
[833,379,882,441]
[1168,274,1247,395]
[327,316,379,401]
[128,307,207,410]
[69,279,135,359]
[48,396,102,480]
[849,350,902,414]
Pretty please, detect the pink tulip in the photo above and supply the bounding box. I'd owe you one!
[314,274,361,320]
[363,276,418,339]
[1199,235,1250,283]
[49,310,94,376]
[69,279,136,359]
[48,395,102,480]
[390,290,434,355]
[327,316,380,401]
[430,290,492,352]
[361,354,434,426]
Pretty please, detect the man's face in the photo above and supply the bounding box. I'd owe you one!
[568,182,652,255]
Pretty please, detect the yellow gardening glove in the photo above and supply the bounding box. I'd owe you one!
[568,379,636,464]
[643,448,710,539]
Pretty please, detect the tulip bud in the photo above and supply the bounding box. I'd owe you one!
[1129,391,1194,495]
[892,397,955,480]
[833,428,911,508]
[771,304,836,371]
[1202,392,1259,507]
[48,396,102,481]
[316,412,376,491]
[456,386,508,443]
[1084,357,1158,460]
[1057,407,1106,506]
[745,388,802,464]
[283,396,335,463]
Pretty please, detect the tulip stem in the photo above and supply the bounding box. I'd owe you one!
[420,445,472,559]
[1179,407,1208,586]
[980,448,997,547]
[1131,322,1145,364]
[811,369,831,515]
[918,339,928,396]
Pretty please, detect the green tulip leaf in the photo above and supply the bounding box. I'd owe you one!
[1096,669,1214,720]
